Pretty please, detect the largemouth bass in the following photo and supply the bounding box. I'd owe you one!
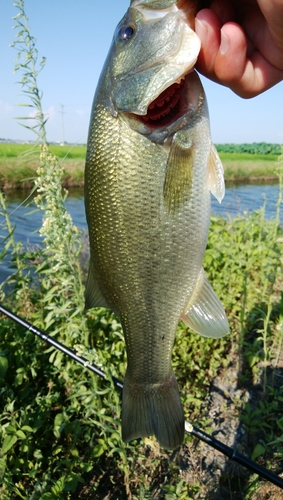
[84,0,229,450]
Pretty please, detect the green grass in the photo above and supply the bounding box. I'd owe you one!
[0,144,85,188]
[0,144,277,162]
[223,160,278,181]
[218,152,280,182]
[219,152,278,162]
[0,142,86,159]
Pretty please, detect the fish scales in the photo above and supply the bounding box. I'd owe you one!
[86,98,209,355]
[85,1,229,449]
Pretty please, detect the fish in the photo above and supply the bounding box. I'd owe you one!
[84,0,229,450]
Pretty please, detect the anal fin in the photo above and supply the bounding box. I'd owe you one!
[181,268,229,338]
[85,264,110,310]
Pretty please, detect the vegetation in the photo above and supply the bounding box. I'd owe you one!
[0,142,281,161]
[0,143,86,159]
[2,154,283,498]
[215,143,282,156]
[0,143,85,189]
[220,153,279,183]
[1,1,283,498]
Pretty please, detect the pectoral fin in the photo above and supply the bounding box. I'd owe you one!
[208,144,225,203]
[164,135,194,213]
[181,269,229,338]
[85,264,110,310]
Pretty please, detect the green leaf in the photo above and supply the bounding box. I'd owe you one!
[251,443,266,460]
[51,476,65,495]
[16,430,26,439]
[54,413,66,426]
[21,425,34,433]
[1,434,18,454]
[52,445,63,456]
[92,445,105,457]
[0,457,7,475]
[0,356,8,379]
[5,425,17,434]
[276,417,283,431]
[33,449,44,460]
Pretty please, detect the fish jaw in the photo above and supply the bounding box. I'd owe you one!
[122,70,206,145]
[109,4,200,116]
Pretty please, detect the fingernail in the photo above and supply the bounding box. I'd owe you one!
[195,17,208,46]
[220,29,229,55]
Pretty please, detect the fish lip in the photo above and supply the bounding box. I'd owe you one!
[134,63,196,116]
[113,50,196,117]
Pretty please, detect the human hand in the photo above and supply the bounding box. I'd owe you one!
[194,0,283,97]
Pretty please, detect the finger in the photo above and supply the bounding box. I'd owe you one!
[239,2,283,72]
[213,23,249,90]
[195,12,247,86]
[195,12,283,97]
[195,9,222,77]
[215,23,283,97]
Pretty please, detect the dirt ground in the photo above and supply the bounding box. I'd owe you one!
[178,357,283,500]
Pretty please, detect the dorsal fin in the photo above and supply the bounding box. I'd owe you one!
[85,265,110,311]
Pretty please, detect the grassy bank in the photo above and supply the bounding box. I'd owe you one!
[220,152,279,183]
[0,143,86,189]
[0,143,281,189]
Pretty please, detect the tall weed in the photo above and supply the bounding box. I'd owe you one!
[0,1,131,498]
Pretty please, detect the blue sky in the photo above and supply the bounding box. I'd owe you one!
[1,0,283,145]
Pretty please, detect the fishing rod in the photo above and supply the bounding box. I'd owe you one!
[1,303,283,490]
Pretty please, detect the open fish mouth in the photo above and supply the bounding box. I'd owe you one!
[132,77,186,128]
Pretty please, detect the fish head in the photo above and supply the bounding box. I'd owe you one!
[107,0,201,131]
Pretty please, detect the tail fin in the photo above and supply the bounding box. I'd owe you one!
[122,370,184,450]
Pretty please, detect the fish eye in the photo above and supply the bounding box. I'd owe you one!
[119,25,135,41]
